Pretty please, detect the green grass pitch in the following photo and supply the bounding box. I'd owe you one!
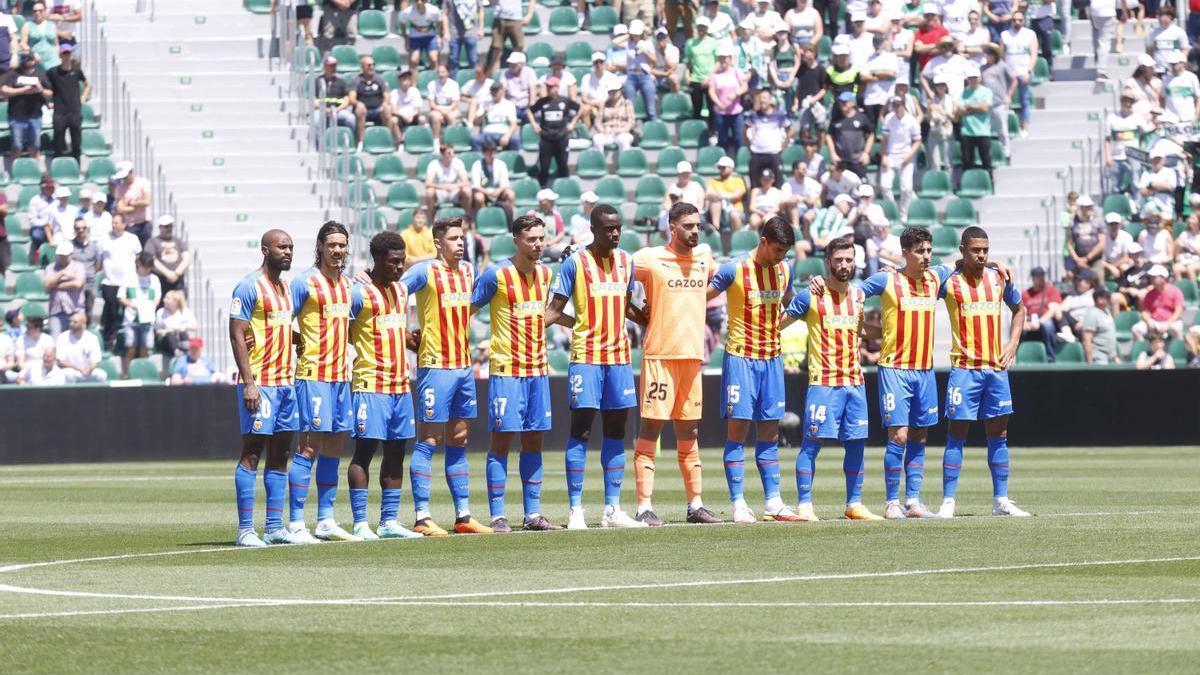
[1,446,1198,673]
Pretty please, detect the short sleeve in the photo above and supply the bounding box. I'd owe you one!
[349,284,365,320]
[785,289,811,318]
[1004,281,1022,307]
[552,254,576,298]
[289,275,310,318]
[709,260,737,292]
[472,264,500,306]
[401,260,430,294]
[931,264,955,284]
[859,271,889,297]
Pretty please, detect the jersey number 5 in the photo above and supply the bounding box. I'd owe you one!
[646,382,668,401]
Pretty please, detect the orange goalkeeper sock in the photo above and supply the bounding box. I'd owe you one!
[634,438,657,506]
[677,438,702,504]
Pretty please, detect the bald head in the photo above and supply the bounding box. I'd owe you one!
[261,229,294,273]
[262,229,292,248]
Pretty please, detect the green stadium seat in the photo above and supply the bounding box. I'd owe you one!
[11,157,42,185]
[22,301,47,320]
[565,40,594,67]
[403,126,435,155]
[677,119,708,148]
[15,271,49,301]
[588,5,619,34]
[639,120,671,150]
[476,206,509,235]
[816,35,832,62]
[17,185,39,210]
[360,208,386,232]
[549,7,580,34]
[371,45,402,71]
[331,45,360,74]
[443,124,473,152]
[323,126,355,153]
[1031,57,1050,86]
[594,176,626,205]
[552,177,583,206]
[635,176,667,205]
[575,148,608,178]
[930,226,959,258]
[1127,339,1149,360]
[727,229,757,254]
[1114,310,1139,342]
[372,154,406,183]
[98,357,120,382]
[386,181,421,209]
[707,347,725,369]
[917,170,952,199]
[781,144,805,169]
[793,257,825,280]
[128,358,161,382]
[1007,111,1020,136]
[527,42,555,65]
[1054,341,1085,364]
[656,146,687,177]
[878,199,900,222]
[417,70,438,92]
[346,180,377,208]
[695,147,726,177]
[736,146,751,175]
[357,9,389,38]
[957,169,993,199]
[618,231,642,253]
[294,44,321,69]
[334,155,366,181]
[943,198,977,228]
[455,69,475,88]
[989,139,1008,166]
[1174,278,1198,306]
[1052,29,1064,55]
[243,0,271,13]
[525,10,542,35]
[660,92,693,122]
[363,126,396,154]
[633,203,660,232]
[1016,341,1048,365]
[616,148,648,177]
[520,123,539,149]
[490,236,517,259]
[513,178,541,209]
[498,150,526,175]
[85,156,115,184]
[548,349,570,374]
[905,198,938,227]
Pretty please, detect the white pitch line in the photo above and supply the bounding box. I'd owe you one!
[354,598,1200,609]
[0,602,287,621]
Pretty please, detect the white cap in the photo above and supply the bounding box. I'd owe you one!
[933,72,950,85]
[537,188,558,201]
[965,63,981,78]
[922,2,939,13]
[1104,212,1123,224]
[591,50,606,62]
[628,18,645,34]
[156,215,175,227]
[79,188,92,200]
[613,23,628,36]
[850,10,868,21]
[676,160,693,173]
[53,186,71,199]
[506,52,526,64]
[1076,195,1094,206]
[696,16,711,28]
[717,44,737,57]
[606,80,624,92]
[1150,147,1167,159]
[1138,53,1156,68]
[1149,264,1169,277]
[716,156,735,168]
[1127,242,1143,254]
[580,190,598,203]
[1168,51,1185,64]
[92,193,107,205]
[872,216,890,227]
[831,44,850,56]
[856,184,874,198]
[55,240,74,256]
[112,161,133,180]
[834,193,856,206]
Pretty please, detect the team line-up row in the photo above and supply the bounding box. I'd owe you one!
[227,205,1028,547]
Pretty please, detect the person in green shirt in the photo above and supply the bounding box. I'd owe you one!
[684,17,719,134]
[956,65,994,181]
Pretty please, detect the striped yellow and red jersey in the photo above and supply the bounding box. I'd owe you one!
[551,247,634,365]
[632,244,716,360]
[709,254,791,360]
[349,280,411,394]
[941,268,1022,370]
[230,271,294,387]
[402,258,475,369]
[785,287,866,387]
[859,265,953,370]
[290,267,352,382]
[471,259,552,377]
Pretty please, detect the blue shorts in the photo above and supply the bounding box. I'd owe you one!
[878,367,939,429]
[567,362,637,410]
[415,367,478,423]
[489,375,553,432]
[237,383,299,436]
[409,35,439,53]
[803,384,870,442]
[945,367,1014,421]
[296,379,353,433]
[10,116,41,151]
[352,391,416,441]
[721,354,787,421]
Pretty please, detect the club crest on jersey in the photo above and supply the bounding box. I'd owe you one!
[357,422,366,433]
[230,297,242,315]
[312,417,322,427]
[252,417,263,431]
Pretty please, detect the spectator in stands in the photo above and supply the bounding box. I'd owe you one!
[1058,269,1097,340]
[925,73,956,171]
[865,217,902,275]
[389,69,426,138]
[921,35,970,102]
[1080,288,1119,364]
[68,218,98,321]
[961,10,990,64]
[879,95,921,219]
[1138,149,1177,215]
[1148,6,1187,73]
[706,156,747,233]
[985,0,1014,41]
[55,310,104,382]
[859,34,897,126]
[112,161,152,246]
[44,239,83,335]
[18,345,65,385]
[426,63,461,141]
[84,192,110,238]
[0,10,16,78]
[470,82,521,150]
[98,214,139,350]
[1021,266,1062,360]
[827,91,874,180]
[605,24,630,82]
[1174,212,1200,280]
[591,82,636,153]
[289,0,315,47]
[120,253,160,376]
[20,2,59,70]
[487,0,536,73]
[913,4,950,70]
[1162,51,1200,122]
[684,17,719,139]
[313,55,355,135]
[1102,211,1135,280]
[154,289,198,358]
[145,215,190,297]
[1133,264,1185,339]
[735,17,768,90]
[1138,212,1175,265]
[49,185,76,244]
[169,337,223,385]
[400,208,436,269]
[709,45,748,158]
[820,160,862,205]
[663,0,697,41]
[316,0,356,49]
[570,192,597,248]
[532,188,568,259]
[1136,332,1177,369]
[444,0,483,77]
[500,51,537,121]
[3,306,21,342]
[746,88,790,186]
[46,42,86,160]
[785,0,823,48]
[424,144,471,214]
[580,51,618,127]
[1124,56,1162,119]
[1065,195,1107,278]
[810,193,855,255]
[470,142,515,218]
[1089,0,1117,81]
[652,26,681,93]
[529,74,581,188]
[398,0,442,73]
[748,168,786,229]
[846,183,885,243]
[461,65,495,108]
[957,64,994,179]
[667,161,706,212]
[1,54,51,167]
[1001,11,1038,133]
[783,159,821,234]
[621,20,659,121]
[1103,92,1146,195]
[538,57,579,102]
[17,314,52,373]
[0,325,14,384]
[350,56,403,149]
[821,44,858,117]
[803,136,826,177]
[844,11,874,65]
[1113,241,1151,310]
[980,43,1015,162]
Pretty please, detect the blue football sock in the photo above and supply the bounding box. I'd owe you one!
[519,451,543,517]
[843,439,866,505]
[565,436,587,507]
[234,465,256,531]
[445,445,470,514]
[796,438,821,504]
[486,452,508,518]
[315,455,340,521]
[904,441,927,501]
[600,437,625,507]
[349,488,369,525]
[884,440,904,502]
[263,469,286,532]
[723,440,745,503]
[943,436,965,500]
[380,489,402,523]
[987,436,1010,499]
[755,439,781,501]
[410,441,435,515]
[287,453,313,524]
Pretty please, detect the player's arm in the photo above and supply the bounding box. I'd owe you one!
[706,260,736,301]
[545,254,577,327]
[545,293,575,328]
[998,284,1026,370]
[470,263,497,312]
[779,289,810,330]
[228,283,260,412]
[626,289,650,326]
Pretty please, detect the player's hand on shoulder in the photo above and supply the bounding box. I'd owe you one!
[808,274,827,296]
[353,268,372,285]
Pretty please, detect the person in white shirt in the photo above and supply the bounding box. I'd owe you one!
[860,34,899,123]
[749,0,787,48]
[49,186,79,243]
[388,70,426,131]
[570,192,597,247]
[960,10,991,67]
[879,95,922,217]
[921,36,970,100]
[1147,6,1187,73]
[1161,51,1200,123]
[748,168,787,229]
[1001,10,1038,132]
[866,218,903,274]
[538,57,579,100]
[785,0,824,47]
[425,62,461,141]
[651,27,681,93]
[469,82,520,150]
[847,11,876,63]
[890,14,915,75]
[55,311,105,382]
[0,331,15,384]
[84,192,111,238]
[1137,149,1177,215]
[19,346,66,386]
[666,161,708,212]
[702,0,737,46]
[98,214,141,351]
[579,51,620,127]
[783,158,822,231]
[1089,0,1118,81]
[469,142,515,213]
[398,0,443,73]
[423,144,471,213]
[17,315,54,372]
[820,161,864,205]
[1173,210,1200,280]
[1137,213,1175,265]
[460,65,495,108]
[940,0,976,40]
[1102,212,1136,280]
